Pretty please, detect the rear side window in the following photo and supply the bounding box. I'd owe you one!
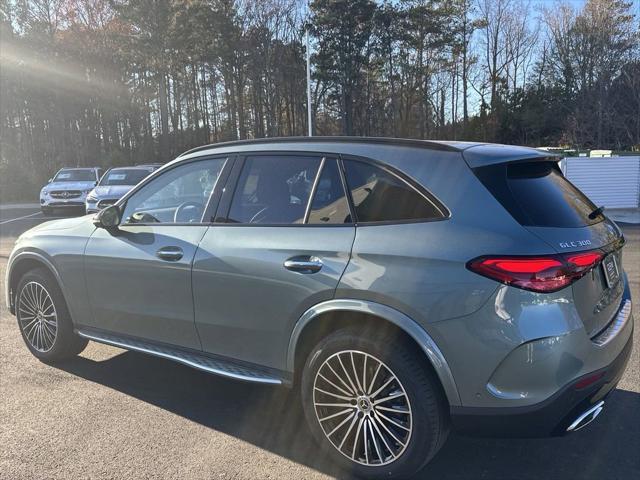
[228,155,321,224]
[475,161,603,227]
[342,160,445,223]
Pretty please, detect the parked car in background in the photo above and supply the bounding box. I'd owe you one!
[85,165,159,214]
[40,167,103,216]
[136,163,163,169]
[9,138,633,479]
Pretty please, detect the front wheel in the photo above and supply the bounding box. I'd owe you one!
[15,268,88,362]
[301,327,449,479]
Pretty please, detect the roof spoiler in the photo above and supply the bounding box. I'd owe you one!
[462,144,560,169]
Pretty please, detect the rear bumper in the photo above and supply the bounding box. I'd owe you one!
[450,327,633,437]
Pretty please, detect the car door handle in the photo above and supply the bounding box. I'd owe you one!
[284,256,323,274]
[156,246,184,261]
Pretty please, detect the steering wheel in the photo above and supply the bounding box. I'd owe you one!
[129,211,161,224]
[174,201,204,223]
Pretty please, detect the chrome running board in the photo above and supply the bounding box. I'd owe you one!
[77,328,282,385]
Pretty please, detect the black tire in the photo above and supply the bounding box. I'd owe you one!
[15,268,88,362]
[301,327,449,479]
[41,207,53,216]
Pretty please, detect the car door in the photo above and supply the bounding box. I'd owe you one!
[192,153,356,370]
[83,156,231,349]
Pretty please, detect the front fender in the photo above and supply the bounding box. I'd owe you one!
[6,249,66,314]
[287,298,462,406]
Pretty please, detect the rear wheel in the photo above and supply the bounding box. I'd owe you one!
[301,327,449,479]
[15,268,88,362]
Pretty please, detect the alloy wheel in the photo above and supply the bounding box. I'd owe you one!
[312,350,412,466]
[18,281,58,352]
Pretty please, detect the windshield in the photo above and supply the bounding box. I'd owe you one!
[100,168,153,186]
[53,169,96,182]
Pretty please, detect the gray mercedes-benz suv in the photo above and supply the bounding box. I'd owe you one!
[6,138,633,479]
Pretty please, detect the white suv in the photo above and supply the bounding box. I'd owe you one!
[40,167,102,216]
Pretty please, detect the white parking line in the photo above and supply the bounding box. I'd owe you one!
[0,212,42,225]
[0,203,40,211]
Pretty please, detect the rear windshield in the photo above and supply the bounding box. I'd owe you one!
[53,169,96,182]
[475,161,604,227]
[100,168,152,186]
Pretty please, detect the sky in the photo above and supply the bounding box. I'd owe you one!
[530,0,640,13]
[455,0,640,120]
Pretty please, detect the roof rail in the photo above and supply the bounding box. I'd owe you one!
[179,136,462,157]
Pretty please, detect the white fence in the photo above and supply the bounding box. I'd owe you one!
[561,156,640,209]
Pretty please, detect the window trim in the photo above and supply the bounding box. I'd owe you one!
[99,168,112,185]
[302,156,327,224]
[116,154,235,227]
[337,157,358,223]
[305,157,355,225]
[212,150,450,227]
[338,154,451,225]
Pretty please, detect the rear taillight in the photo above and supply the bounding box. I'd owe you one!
[467,250,604,293]
[573,371,606,390]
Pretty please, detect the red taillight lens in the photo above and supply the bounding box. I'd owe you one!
[467,250,603,293]
[573,371,606,390]
[565,252,603,268]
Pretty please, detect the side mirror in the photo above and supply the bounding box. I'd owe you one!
[93,205,121,230]
[47,178,52,183]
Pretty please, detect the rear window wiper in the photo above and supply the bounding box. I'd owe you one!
[588,205,605,220]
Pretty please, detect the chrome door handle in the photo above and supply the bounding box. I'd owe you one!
[284,256,323,274]
[156,246,184,261]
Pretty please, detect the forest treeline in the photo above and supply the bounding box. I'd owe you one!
[0,0,639,200]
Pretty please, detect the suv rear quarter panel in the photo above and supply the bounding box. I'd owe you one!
[429,277,633,408]
[336,148,557,324]
[335,146,599,408]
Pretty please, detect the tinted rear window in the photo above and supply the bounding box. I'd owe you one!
[475,161,604,227]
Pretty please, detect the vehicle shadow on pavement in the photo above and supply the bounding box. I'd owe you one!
[57,350,640,480]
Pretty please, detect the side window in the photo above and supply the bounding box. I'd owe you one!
[343,160,444,223]
[122,157,226,224]
[228,155,321,224]
[307,159,351,224]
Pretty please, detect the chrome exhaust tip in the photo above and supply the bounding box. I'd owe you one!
[566,401,605,432]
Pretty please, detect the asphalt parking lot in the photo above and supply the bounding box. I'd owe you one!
[0,205,638,480]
